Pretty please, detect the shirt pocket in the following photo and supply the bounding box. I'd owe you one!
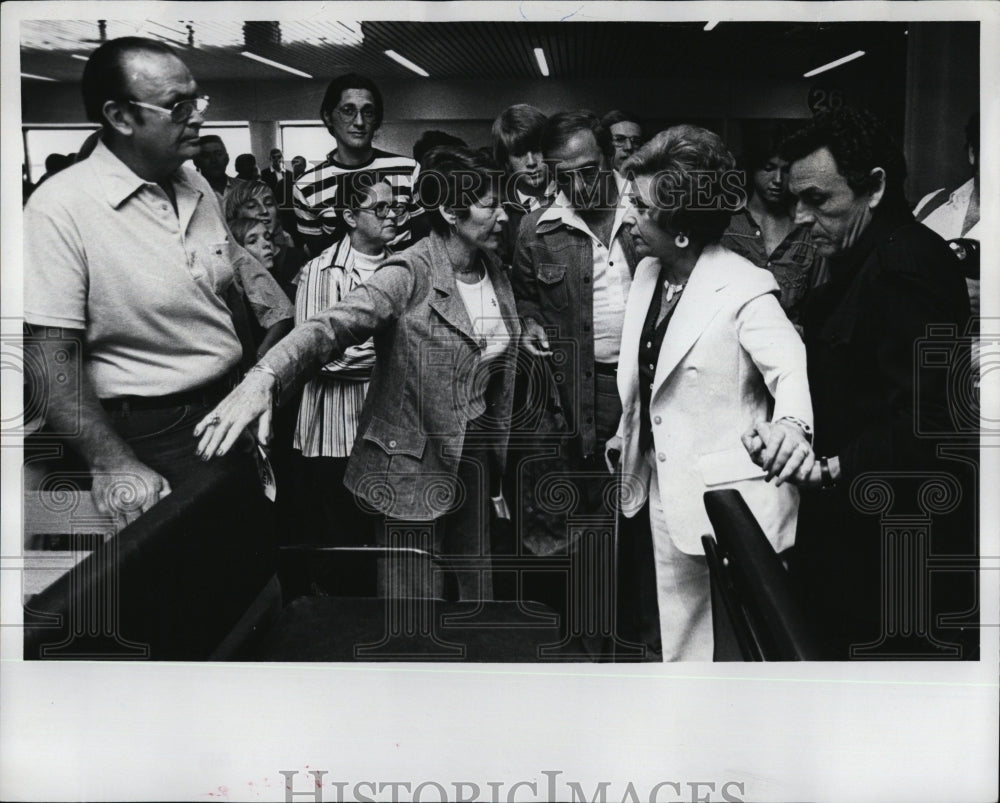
[190,241,233,293]
[696,447,766,486]
[536,262,569,311]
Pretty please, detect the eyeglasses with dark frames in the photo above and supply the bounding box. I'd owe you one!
[335,104,378,123]
[357,201,407,219]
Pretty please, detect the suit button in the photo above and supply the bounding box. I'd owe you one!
[388,439,397,448]
[654,416,662,424]
[583,276,591,284]
[583,324,591,332]
[585,370,593,378]
[657,452,666,462]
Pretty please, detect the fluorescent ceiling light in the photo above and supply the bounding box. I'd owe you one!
[384,49,429,77]
[803,50,866,78]
[704,21,720,31]
[534,47,550,77]
[22,72,57,81]
[71,54,90,62]
[240,51,313,78]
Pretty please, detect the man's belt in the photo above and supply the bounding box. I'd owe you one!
[595,362,618,377]
[100,372,237,413]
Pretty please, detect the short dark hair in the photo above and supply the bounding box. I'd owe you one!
[413,130,468,167]
[234,153,257,174]
[492,104,548,169]
[198,134,224,149]
[269,148,282,158]
[600,109,642,131]
[739,121,795,172]
[622,124,738,244]
[541,110,612,164]
[779,106,908,215]
[320,73,384,130]
[415,146,500,236]
[81,37,178,129]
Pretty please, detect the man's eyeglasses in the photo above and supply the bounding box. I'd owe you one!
[612,135,643,148]
[554,164,603,185]
[128,96,210,124]
[335,104,378,123]
[358,201,407,219]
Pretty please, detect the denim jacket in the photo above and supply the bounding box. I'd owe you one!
[511,194,639,456]
[264,232,520,520]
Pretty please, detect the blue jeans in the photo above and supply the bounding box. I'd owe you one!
[106,400,224,490]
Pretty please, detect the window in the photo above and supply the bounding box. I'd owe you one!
[22,123,252,184]
[279,123,330,169]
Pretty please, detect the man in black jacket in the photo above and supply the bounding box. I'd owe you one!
[744,107,977,659]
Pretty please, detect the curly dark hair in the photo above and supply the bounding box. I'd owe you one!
[779,107,908,214]
[621,124,740,244]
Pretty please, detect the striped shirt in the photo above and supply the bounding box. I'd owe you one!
[292,238,387,457]
[292,148,418,254]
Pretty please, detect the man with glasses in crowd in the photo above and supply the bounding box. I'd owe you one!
[292,73,419,257]
[24,37,289,523]
[511,111,639,656]
[601,110,644,173]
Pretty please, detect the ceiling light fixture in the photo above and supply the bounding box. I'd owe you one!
[803,50,866,78]
[534,47,550,77]
[384,49,429,77]
[22,72,57,82]
[240,51,313,79]
[71,54,90,62]
[704,21,720,31]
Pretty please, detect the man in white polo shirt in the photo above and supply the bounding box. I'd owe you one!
[24,36,286,523]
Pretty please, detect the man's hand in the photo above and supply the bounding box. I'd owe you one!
[741,419,815,486]
[91,459,172,526]
[520,318,553,358]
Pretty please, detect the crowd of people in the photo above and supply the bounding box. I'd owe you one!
[24,36,980,661]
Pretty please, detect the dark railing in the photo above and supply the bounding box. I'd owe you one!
[702,489,824,661]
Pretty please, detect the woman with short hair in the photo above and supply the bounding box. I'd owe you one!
[612,125,814,660]
[196,147,515,601]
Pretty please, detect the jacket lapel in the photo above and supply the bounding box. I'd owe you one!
[651,244,729,393]
[618,256,660,404]
[425,233,481,346]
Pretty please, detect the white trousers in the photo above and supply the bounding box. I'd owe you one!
[648,464,714,661]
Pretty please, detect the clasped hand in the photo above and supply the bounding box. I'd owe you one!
[741,419,818,487]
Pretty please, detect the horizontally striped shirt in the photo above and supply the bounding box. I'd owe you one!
[291,148,418,254]
[292,238,387,457]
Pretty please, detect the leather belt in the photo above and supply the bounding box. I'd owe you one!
[100,372,237,413]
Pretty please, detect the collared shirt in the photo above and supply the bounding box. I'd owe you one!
[514,180,558,213]
[914,178,980,240]
[292,148,419,252]
[292,237,385,457]
[721,207,820,324]
[24,139,242,398]
[535,181,633,362]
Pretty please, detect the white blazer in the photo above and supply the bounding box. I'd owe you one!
[616,246,813,555]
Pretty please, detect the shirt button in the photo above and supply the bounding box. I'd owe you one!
[583,324,591,332]
[654,416,662,425]
[657,452,666,462]
[609,260,614,266]
[583,276,591,284]
[755,230,761,236]
[648,363,655,371]
[388,439,397,448]
[645,341,652,349]
[649,383,654,390]
[585,370,593,378]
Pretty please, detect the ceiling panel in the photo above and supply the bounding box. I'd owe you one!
[19,19,910,84]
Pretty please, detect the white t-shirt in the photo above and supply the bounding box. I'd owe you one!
[455,271,512,415]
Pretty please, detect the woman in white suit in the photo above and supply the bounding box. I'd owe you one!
[610,126,815,660]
